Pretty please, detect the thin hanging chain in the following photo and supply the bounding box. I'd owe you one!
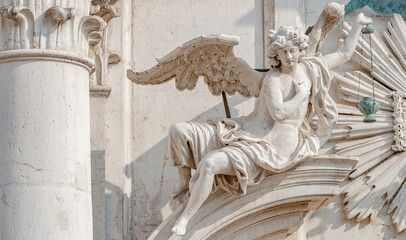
[369,33,375,98]
[357,35,364,104]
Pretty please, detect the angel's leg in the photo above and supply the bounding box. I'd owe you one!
[172,166,191,197]
[169,122,218,197]
[172,151,234,236]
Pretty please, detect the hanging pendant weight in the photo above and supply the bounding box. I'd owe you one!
[357,97,381,122]
[361,25,374,34]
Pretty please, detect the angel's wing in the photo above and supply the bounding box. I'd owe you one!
[127,34,264,98]
[306,2,345,56]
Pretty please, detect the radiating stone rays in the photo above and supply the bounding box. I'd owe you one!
[332,14,406,233]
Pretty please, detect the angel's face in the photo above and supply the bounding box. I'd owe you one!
[276,40,300,69]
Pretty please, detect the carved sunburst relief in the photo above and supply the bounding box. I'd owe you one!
[333,13,406,232]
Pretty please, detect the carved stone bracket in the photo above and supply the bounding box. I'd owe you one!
[149,156,357,240]
[390,91,406,152]
[81,15,107,47]
[87,0,121,97]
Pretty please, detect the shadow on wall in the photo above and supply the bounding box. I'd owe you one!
[234,0,265,68]
[123,2,265,237]
[105,180,127,239]
[124,94,250,239]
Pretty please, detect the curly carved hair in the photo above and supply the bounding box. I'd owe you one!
[267,26,309,68]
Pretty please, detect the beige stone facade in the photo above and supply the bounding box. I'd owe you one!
[2,1,406,239]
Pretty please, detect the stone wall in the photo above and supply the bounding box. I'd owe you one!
[93,0,406,239]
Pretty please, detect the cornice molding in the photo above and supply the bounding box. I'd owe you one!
[0,49,95,73]
[149,156,357,240]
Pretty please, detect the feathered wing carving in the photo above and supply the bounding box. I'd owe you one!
[127,1,345,98]
[331,15,406,233]
[127,34,264,98]
[306,2,345,55]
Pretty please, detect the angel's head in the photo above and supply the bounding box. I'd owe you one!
[267,26,309,69]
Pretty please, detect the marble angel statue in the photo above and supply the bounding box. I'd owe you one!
[127,7,372,236]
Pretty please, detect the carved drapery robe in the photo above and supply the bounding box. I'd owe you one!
[169,56,337,195]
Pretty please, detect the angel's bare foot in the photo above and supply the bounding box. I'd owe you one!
[172,217,188,236]
[169,191,189,211]
[171,176,190,197]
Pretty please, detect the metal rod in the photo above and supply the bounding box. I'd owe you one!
[220,69,269,118]
[370,34,375,98]
[221,91,231,118]
[357,35,364,104]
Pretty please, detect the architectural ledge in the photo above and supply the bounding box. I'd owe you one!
[90,85,112,97]
[0,49,95,73]
[149,155,358,240]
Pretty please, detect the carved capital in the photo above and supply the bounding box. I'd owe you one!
[0,1,120,95]
[0,1,92,55]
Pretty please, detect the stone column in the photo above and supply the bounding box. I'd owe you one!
[0,1,98,239]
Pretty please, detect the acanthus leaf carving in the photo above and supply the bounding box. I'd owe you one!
[41,6,76,50]
[0,5,34,49]
[0,1,118,95]
[0,3,92,53]
[45,6,75,25]
[90,0,119,24]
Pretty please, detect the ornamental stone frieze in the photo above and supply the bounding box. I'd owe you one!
[390,91,406,152]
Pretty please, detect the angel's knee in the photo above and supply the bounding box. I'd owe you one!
[200,158,217,176]
[170,122,192,139]
[200,152,232,176]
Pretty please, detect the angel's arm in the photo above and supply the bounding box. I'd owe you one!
[322,13,372,70]
[264,77,310,122]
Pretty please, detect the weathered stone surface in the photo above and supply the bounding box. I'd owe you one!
[148,156,357,240]
[4,1,406,240]
[0,1,95,239]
